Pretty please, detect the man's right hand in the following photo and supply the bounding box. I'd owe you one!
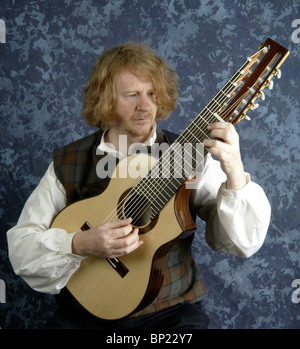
[71,218,143,258]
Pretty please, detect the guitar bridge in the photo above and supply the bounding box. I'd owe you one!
[80,221,129,278]
[105,257,129,278]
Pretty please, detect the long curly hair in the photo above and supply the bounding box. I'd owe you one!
[82,42,178,130]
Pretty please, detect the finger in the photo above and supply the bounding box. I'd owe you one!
[109,223,134,239]
[102,217,133,230]
[207,142,231,161]
[111,230,143,257]
[111,241,143,258]
[97,227,138,258]
[113,228,140,249]
[203,138,230,151]
[100,218,133,237]
[203,137,233,156]
[208,128,234,144]
[207,121,234,131]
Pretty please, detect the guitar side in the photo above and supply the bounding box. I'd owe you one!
[51,153,192,319]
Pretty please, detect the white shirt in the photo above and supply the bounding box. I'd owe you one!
[7,128,271,294]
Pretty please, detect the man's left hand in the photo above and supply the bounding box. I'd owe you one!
[203,122,247,190]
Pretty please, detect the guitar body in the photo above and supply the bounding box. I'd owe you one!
[51,153,195,320]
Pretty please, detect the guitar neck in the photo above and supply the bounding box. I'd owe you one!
[133,38,289,219]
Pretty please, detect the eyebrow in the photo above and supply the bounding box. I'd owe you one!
[122,89,155,94]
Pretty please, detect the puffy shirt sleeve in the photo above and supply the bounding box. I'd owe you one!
[7,162,85,294]
[190,155,271,258]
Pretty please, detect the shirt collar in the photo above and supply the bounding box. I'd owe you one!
[97,123,157,160]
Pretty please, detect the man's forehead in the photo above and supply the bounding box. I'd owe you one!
[115,68,153,89]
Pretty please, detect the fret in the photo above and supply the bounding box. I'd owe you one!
[184,126,202,144]
[211,95,228,109]
[168,135,200,173]
[219,88,233,99]
[151,144,184,180]
[178,130,196,147]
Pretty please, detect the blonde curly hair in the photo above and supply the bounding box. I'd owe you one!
[82,42,178,130]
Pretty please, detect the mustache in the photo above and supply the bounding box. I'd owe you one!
[132,113,153,121]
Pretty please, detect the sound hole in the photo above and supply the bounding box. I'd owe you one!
[118,189,158,233]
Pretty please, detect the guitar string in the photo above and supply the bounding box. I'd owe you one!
[99,48,267,226]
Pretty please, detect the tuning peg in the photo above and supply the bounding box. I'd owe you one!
[250,103,259,110]
[268,80,274,90]
[276,69,282,79]
[242,113,251,121]
[260,91,265,100]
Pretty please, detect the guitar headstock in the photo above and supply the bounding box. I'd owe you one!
[220,38,290,124]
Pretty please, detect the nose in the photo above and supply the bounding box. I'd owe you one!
[136,93,151,112]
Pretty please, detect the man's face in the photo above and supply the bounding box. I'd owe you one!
[112,68,157,141]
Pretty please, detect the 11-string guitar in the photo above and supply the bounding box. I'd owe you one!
[51,38,289,319]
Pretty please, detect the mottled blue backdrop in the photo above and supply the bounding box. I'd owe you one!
[0,0,299,329]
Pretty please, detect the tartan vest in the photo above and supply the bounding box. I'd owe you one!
[53,129,206,317]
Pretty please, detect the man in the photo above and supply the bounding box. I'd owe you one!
[7,42,271,329]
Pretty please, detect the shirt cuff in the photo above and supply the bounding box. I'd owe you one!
[220,172,251,198]
[59,230,86,261]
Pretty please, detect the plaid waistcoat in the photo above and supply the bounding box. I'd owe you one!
[53,129,206,317]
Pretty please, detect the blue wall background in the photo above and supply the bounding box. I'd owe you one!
[0,0,299,329]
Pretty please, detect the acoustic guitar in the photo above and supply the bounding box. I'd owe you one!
[51,38,289,319]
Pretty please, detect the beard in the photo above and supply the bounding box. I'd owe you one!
[111,107,157,143]
[122,112,155,137]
